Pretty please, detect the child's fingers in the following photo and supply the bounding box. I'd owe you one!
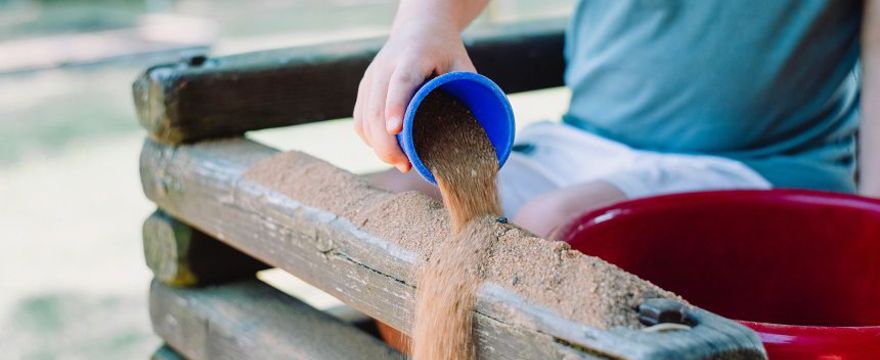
[368,110,410,171]
[353,72,371,143]
[372,130,411,172]
[366,69,390,131]
[385,65,426,134]
[365,72,409,170]
[450,56,477,73]
[365,70,390,146]
[354,116,366,144]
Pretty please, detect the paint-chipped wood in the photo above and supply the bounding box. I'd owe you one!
[149,279,403,360]
[132,18,566,144]
[143,209,269,287]
[139,137,766,359]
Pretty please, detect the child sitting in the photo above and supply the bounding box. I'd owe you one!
[354,0,879,237]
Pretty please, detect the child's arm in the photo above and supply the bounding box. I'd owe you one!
[862,0,880,197]
[353,0,490,172]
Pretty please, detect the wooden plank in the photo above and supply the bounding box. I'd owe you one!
[149,279,403,360]
[132,18,566,144]
[143,209,269,287]
[139,137,766,359]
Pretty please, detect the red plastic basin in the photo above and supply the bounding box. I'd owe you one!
[557,190,880,359]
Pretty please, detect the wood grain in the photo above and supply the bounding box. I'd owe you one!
[143,209,269,287]
[139,137,766,359]
[149,279,403,360]
[132,18,567,144]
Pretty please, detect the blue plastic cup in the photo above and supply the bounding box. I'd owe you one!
[397,72,515,185]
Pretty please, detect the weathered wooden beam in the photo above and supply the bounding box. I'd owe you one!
[143,209,269,287]
[149,279,403,360]
[132,18,566,144]
[139,137,766,359]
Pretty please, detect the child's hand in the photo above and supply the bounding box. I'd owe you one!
[353,19,476,173]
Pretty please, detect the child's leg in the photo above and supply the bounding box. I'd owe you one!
[368,145,563,215]
[513,150,774,239]
[513,180,626,239]
[368,158,626,239]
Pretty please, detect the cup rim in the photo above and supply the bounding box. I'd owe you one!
[399,71,515,185]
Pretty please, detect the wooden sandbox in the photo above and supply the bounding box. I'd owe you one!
[134,18,767,360]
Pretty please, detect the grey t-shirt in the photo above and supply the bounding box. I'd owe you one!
[563,0,862,192]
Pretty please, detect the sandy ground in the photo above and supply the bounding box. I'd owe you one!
[0,84,568,358]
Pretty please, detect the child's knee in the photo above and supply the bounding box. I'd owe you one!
[512,194,573,238]
[512,181,626,238]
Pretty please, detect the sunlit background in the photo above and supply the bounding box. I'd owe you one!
[0,0,573,358]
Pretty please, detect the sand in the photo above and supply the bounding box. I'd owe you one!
[409,90,502,360]
[243,98,678,343]
[412,216,503,359]
[244,150,677,329]
[411,90,502,231]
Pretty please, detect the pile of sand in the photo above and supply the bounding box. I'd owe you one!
[243,91,676,340]
[245,151,676,331]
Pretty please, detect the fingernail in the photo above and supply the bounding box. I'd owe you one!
[386,116,402,134]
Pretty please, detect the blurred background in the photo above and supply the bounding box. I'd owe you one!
[0,0,572,358]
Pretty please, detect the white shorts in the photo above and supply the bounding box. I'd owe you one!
[498,122,771,217]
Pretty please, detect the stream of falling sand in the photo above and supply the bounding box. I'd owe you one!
[411,90,502,360]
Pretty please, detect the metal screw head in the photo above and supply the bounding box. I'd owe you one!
[638,299,696,327]
[185,54,209,67]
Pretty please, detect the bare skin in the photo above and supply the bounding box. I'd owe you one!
[369,169,626,239]
[362,0,880,239]
[514,181,626,239]
[353,0,489,173]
